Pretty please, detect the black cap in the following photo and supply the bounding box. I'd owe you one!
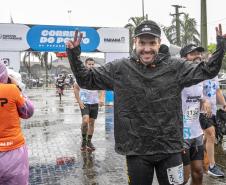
[134,20,161,38]
[159,44,169,55]
[180,44,205,57]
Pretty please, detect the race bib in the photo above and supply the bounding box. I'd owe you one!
[167,163,184,184]
[185,106,199,121]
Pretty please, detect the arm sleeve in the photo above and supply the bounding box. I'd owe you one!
[178,36,226,88]
[67,47,114,90]
[15,88,34,119]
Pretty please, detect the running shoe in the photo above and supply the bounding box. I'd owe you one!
[86,141,95,151]
[80,140,87,151]
[208,164,224,177]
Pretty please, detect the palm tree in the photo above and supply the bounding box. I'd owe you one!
[23,52,31,79]
[42,52,53,87]
[124,16,145,53]
[163,13,200,47]
[23,51,52,87]
[180,14,200,47]
[162,18,178,45]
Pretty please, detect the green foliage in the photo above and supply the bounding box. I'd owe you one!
[163,13,200,47]
[208,43,226,71]
[124,16,146,53]
[207,43,216,53]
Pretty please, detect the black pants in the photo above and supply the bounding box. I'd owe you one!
[126,153,183,185]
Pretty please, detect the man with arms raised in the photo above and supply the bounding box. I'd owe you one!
[66,21,226,185]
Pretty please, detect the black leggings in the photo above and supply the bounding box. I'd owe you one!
[126,153,183,185]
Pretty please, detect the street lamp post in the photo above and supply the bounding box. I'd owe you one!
[170,5,185,46]
[142,0,144,19]
[201,0,208,50]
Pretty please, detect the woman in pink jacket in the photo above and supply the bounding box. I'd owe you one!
[0,62,34,185]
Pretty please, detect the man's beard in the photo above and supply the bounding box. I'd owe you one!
[193,57,202,63]
[138,50,157,65]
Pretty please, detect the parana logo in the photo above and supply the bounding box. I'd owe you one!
[104,37,125,43]
[0,34,22,40]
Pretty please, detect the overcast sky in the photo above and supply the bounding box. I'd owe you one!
[1,0,226,44]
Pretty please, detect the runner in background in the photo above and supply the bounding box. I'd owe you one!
[73,57,104,151]
[200,53,226,177]
[55,74,65,101]
[180,44,211,184]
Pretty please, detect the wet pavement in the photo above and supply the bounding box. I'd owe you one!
[22,88,226,185]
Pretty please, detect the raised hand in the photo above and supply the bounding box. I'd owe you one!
[66,30,83,49]
[216,24,226,38]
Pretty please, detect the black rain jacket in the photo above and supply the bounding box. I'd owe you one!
[67,37,226,156]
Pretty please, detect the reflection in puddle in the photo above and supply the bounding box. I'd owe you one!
[56,156,76,165]
[57,104,64,113]
[22,119,64,128]
[215,141,226,169]
[29,156,78,185]
[81,152,95,169]
[43,129,50,142]
[81,152,98,184]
